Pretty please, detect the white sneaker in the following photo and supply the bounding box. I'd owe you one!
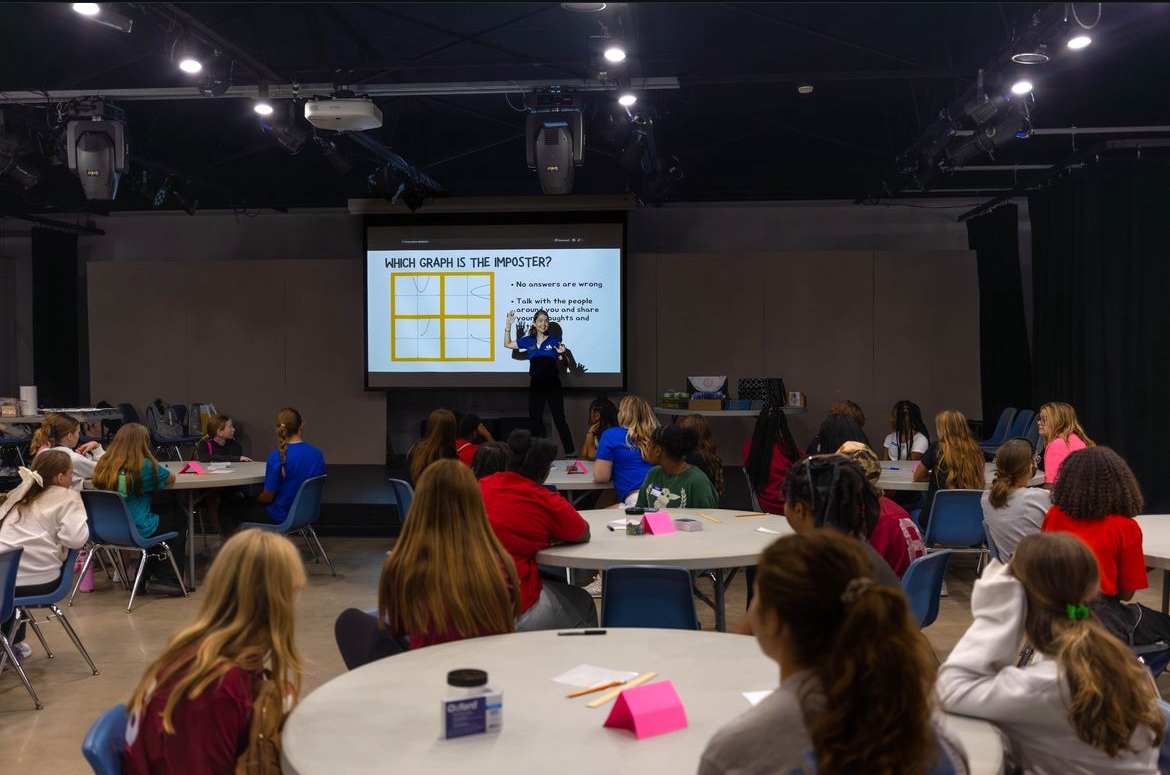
[940,580,949,597]
[583,575,603,598]
[15,642,32,661]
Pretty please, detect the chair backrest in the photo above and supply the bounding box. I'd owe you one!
[334,608,405,670]
[901,550,953,628]
[81,490,146,547]
[985,407,1017,444]
[14,548,79,606]
[1022,414,1040,446]
[116,403,140,425]
[0,546,24,623]
[81,703,128,775]
[982,521,1002,563]
[601,565,699,629]
[388,478,414,524]
[1006,409,1035,440]
[740,467,762,512]
[284,474,328,531]
[924,490,986,547]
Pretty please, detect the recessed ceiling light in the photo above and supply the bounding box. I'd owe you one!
[72,3,100,15]
[618,93,637,107]
[1010,79,1034,96]
[561,3,607,11]
[797,83,814,95]
[604,45,626,63]
[178,57,202,74]
[1067,34,1092,50]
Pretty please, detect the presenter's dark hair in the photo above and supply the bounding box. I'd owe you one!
[506,429,557,484]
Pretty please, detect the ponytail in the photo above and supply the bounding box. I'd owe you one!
[29,412,79,454]
[0,450,73,525]
[275,408,303,477]
[988,438,1035,509]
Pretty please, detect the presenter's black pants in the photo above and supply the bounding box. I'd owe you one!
[529,378,574,455]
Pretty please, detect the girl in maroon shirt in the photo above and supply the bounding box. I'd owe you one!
[742,403,802,515]
[124,530,306,775]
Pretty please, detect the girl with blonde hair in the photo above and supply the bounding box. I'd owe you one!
[29,411,104,488]
[702,530,967,775]
[92,423,185,591]
[593,395,659,506]
[1037,402,1094,487]
[256,408,325,524]
[406,408,456,485]
[938,532,1161,774]
[381,459,521,647]
[913,410,985,527]
[124,530,306,775]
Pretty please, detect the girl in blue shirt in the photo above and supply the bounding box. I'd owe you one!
[257,408,326,523]
[504,309,574,455]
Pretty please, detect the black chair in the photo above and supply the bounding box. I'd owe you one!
[333,608,405,670]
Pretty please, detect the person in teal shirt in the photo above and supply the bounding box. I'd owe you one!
[636,425,718,511]
[92,423,185,593]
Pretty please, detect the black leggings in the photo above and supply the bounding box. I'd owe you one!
[529,379,574,455]
[2,577,60,644]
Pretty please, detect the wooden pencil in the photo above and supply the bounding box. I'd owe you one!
[734,512,768,518]
[696,512,721,523]
[586,671,658,708]
[567,681,621,698]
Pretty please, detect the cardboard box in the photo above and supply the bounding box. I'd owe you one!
[688,399,723,411]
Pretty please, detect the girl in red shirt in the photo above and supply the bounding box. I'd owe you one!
[380,459,521,648]
[124,530,306,775]
[742,403,802,515]
[1040,446,1170,647]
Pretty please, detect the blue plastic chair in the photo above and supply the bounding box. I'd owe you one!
[982,520,1001,563]
[1005,409,1035,441]
[601,565,699,630]
[241,475,334,575]
[72,490,189,612]
[924,490,988,573]
[12,548,99,677]
[82,703,127,775]
[901,549,953,629]
[388,478,414,525]
[0,546,42,708]
[978,408,1017,452]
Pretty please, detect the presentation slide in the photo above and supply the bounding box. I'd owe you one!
[366,222,624,389]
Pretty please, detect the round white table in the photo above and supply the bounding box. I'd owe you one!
[537,508,792,631]
[545,458,610,505]
[282,629,1003,775]
[654,407,806,418]
[2,408,124,425]
[161,461,267,588]
[1136,515,1170,612]
[878,460,1044,492]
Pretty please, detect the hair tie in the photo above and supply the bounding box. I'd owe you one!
[18,467,44,488]
[840,577,874,605]
[1066,603,1090,621]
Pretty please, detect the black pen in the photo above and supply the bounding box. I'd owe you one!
[558,629,607,636]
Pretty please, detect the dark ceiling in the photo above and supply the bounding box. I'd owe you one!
[1,2,1168,215]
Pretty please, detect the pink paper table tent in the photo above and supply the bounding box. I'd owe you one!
[179,461,206,474]
[603,679,688,739]
[642,511,676,535]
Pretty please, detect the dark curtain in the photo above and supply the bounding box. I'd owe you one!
[31,227,85,407]
[967,203,1032,432]
[1030,158,1170,511]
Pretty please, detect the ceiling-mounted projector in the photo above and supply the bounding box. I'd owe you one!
[304,97,383,131]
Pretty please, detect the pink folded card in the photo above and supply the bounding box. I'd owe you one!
[567,460,588,474]
[604,679,688,739]
[642,511,676,535]
[179,461,206,474]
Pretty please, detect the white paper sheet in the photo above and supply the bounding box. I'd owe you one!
[755,527,784,535]
[743,690,774,706]
[551,663,640,688]
[608,518,633,530]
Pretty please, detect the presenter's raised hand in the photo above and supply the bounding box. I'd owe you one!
[506,310,515,326]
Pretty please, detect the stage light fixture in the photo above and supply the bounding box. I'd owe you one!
[1067,34,1091,49]
[1011,44,1049,65]
[797,83,814,95]
[71,2,132,33]
[317,137,352,175]
[260,101,309,155]
[198,54,233,97]
[65,101,126,200]
[604,43,626,63]
[562,3,607,11]
[617,93,637,107]
[254,84,274,116]
[72,3,99,15]
[173,36,203,74]
[1010,79,1034,96]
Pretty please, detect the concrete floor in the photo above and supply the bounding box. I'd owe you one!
[2,539,1167,774]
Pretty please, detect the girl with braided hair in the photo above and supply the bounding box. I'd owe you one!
[881,399,930,461]
[256,408,325,524]
[939,532,1161,774]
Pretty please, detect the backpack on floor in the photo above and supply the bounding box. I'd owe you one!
[146,399,184,440]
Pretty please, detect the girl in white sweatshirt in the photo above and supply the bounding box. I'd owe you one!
[937,532,1162,775]
[29,412,104,488]
[0,450,90,647]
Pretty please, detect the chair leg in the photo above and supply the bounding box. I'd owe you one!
[22,610,53,658]
[126,551,149,613]
[68,547,101,606]
[301,530,319,562]
[110,549,131,589]
[160,542,190,597]
[306,527,336,576]
[50,604,99,675]
[0,632,43,709]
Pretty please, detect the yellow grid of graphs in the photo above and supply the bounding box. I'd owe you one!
[390,272,495,362]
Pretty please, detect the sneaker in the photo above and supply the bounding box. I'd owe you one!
[940,580,949,597]
[13,642,32,663]
[583,575,603,598]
